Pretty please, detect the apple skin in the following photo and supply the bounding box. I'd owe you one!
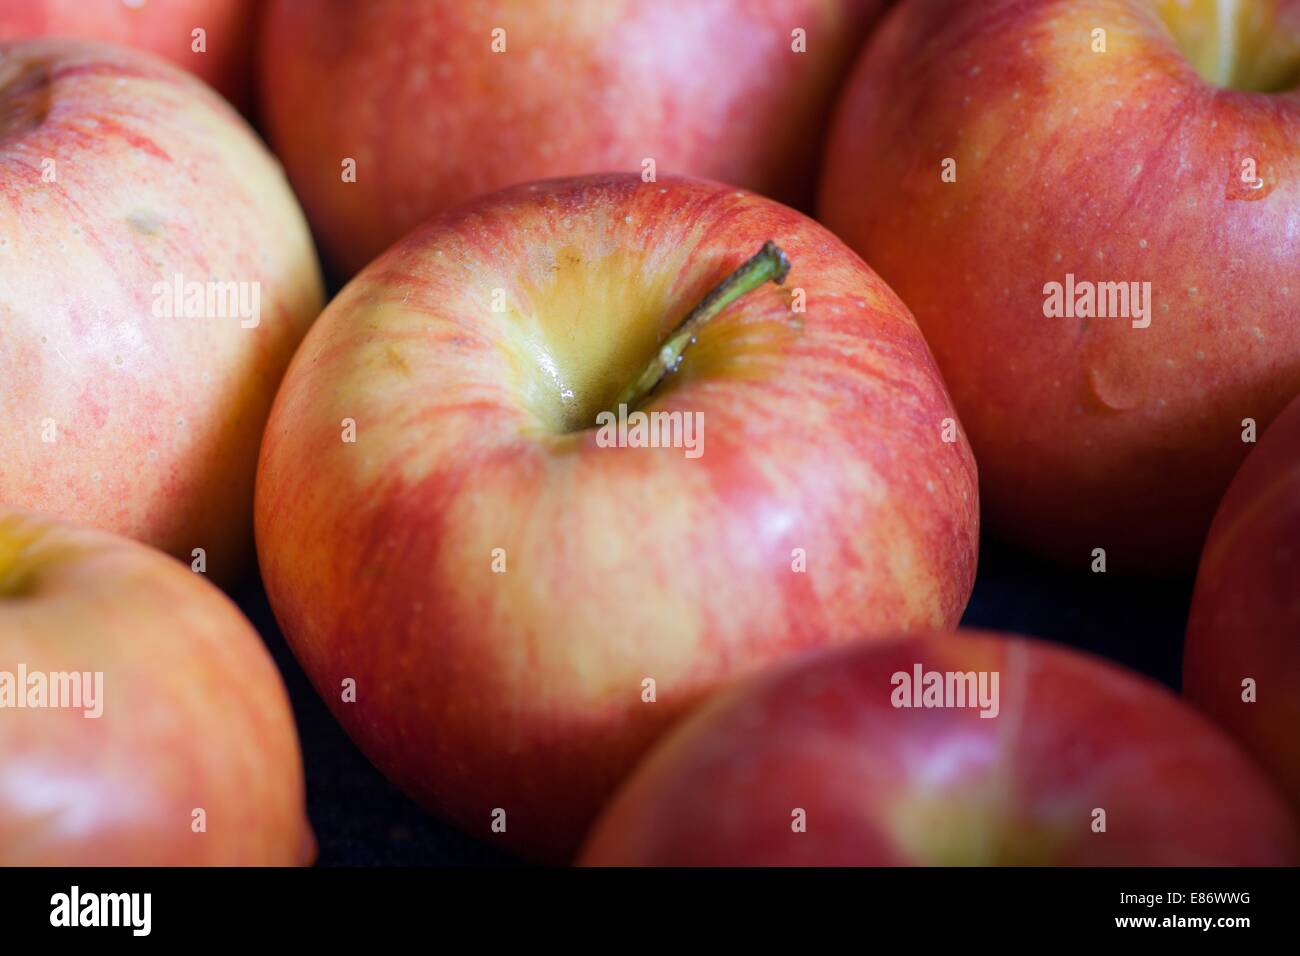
[1184,392,1300,819]
[0,0,258,110]
[0,40,323,585]
[259,0,887,276]
[579,630,1300,866]
[255,173,979,861]
[819,0,1300,573]
[0,507,313,865]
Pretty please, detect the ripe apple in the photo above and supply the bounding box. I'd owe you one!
[580,630,1300,865]
[819,0,1300,573]
[0,507,313,865]
[1184,391,1300,818]
[0,39,323,584]
[0,0,258,110]
[259,0,887,276]
[255,173,980,861]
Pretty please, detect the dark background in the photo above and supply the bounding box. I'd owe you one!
[235,535,1194,866]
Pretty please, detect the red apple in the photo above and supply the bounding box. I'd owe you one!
[819,0,1300,573]
[0,507,313,865]
[0,0,258,110]
[255,173,979,860]
[1184,391,1300,818]
[580,630,1299,865]
[259,0,887,276]
[0,39,323,584]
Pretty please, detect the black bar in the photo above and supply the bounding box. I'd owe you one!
[0,867,1293,942]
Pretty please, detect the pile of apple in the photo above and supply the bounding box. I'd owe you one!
[0,0,1297,867]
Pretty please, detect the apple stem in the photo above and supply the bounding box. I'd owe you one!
[614,240,791,413]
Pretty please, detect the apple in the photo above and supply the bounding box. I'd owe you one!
[819,0,1300,573]
[0,0,258,110]
[1184,391,1300,818]
[0,39,323,585]
[255,173,980,861]
[259,0,888,276]
[0,507,313,865]
[579,630,1300,865]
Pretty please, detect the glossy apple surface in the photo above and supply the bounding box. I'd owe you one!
[0,39,323,584]
[0,0,258,109]
[259,0,886,275]
[1184,391,1300,817]
[580,630,1299,865]
[255,173,979,860]
[820,0,1300,573]
[0,507,313,865]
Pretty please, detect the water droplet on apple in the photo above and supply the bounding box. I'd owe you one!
[1085,364,1140,412]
